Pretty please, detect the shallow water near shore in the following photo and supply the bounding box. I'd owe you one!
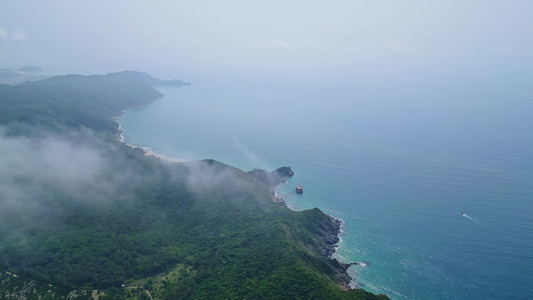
[118,77,533,299]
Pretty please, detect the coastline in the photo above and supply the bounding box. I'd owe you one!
[114,98,185,164]
[115,94,358,292]
[119,126,184,163]
[273,185,356,290]
[274,188,344,257]
[323,216,357,290]
[112,92,163,142]
[2,72,391,299]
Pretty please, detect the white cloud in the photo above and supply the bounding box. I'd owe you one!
[11,28,27,43]
[307,42,333,53]
[0,26,8,40]
[258,39,295,52]
[193,39,205,46]
[0,27,27,43]
[491,45,514,56]
[184,159,239,195]
[387,40,416,54]
[0,126,148,210]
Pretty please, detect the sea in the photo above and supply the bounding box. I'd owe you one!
[118,74,533,299]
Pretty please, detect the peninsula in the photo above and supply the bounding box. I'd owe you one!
[0,71,388,299]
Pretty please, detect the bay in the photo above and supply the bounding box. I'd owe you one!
[118,77,533,299]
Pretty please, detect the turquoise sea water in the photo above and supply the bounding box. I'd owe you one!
[118,77,533,299]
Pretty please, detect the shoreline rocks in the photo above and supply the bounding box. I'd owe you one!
[248,166,356,289]
[322,216,356,290]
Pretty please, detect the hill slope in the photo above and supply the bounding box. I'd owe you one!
[0,72,388,299]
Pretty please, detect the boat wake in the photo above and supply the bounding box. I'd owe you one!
[458,211,479,224]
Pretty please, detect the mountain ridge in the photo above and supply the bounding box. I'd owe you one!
[0,71,388,299]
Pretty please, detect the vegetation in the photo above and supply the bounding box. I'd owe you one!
[0,72,389,299]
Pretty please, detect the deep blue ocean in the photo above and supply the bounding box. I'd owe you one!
[118,76,533,299]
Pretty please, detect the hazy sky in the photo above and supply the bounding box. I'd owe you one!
[1,1,532,81]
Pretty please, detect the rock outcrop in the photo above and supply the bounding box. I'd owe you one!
[248,166,294,188]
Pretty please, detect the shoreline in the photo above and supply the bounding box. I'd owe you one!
[114,94,357,292]
[273,186,356,290]
[118,124,184,163]
[114,99,185,164]
[323,216,357,290]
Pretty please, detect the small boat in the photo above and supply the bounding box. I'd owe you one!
[458,211,464,216]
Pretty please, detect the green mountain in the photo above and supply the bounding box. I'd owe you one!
[0,72,388,299]
[107,70,191,87]
[18,66,44,73]
[0,66,48,85]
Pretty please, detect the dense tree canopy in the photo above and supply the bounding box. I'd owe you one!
[0,72,388,299]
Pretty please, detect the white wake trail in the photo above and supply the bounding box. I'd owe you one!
[461,213,479,224]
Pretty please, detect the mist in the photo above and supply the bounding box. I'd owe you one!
[1,1,532,84]
[0,126,149,228]
[0,123,270,235]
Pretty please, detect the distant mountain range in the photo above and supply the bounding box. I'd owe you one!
[0,68,191,87]
[0,66,47,84]
[0,65,44,74]
[18,65,44,72]
[108,70,191,87]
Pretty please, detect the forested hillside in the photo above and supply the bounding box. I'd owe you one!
[0,72,388,299]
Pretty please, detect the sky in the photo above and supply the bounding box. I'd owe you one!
[1,0,532,83]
